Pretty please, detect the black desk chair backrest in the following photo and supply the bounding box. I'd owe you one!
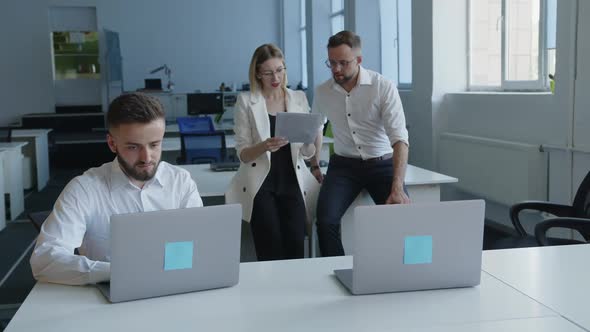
[178,131,227,164]
[29,211,51,233]
[535,217,590,246]
[572,170,590,218]
[177,116,215,134]
[510,170,590,237]
[0,127,12,142]
[496,170,590,248]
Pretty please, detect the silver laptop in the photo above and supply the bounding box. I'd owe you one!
[334,200,485,295]
[96,204,242,303]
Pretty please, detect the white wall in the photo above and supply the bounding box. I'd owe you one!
[430,0,587,228]
[431,0,467,170]
[0,0,280,125]
[306,0,332,98]
[0,0,55,125]
[96,0,279,93]
[574,0,590,152]
[353,0,381,72]
[282,0,303,87]
[571,0,590,204]
[400,1,433,169]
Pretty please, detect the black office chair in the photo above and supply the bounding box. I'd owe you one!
[492,169,590,248]
[178,131,227,164]
[28,211,51,232]
[0,127,12,142]
[535,217,590,246]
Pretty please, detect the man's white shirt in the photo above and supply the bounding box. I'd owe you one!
[30,159,203,285]
[312,66,409,159]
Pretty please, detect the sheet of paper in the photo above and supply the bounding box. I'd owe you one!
[164,241,194,271]
[275,112,323,144]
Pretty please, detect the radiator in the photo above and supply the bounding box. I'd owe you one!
[439,133,548,206]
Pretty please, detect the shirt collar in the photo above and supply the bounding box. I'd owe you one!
[357,66,372,86]
[109,158,166,191]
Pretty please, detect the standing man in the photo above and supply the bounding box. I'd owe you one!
[311,31,410,256]
[30,92,203,285]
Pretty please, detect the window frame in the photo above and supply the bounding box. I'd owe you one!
[468,0,551,92]
[395,0,412,89]
[299,0,308,88]
[330,0,345,35]
[380,0,413,89]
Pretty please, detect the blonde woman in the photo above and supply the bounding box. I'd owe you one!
[226,44,321,261]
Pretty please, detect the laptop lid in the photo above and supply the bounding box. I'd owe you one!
[107,204,241,302]
[347,200,485,295]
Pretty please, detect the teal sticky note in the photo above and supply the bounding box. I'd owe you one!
[404,236,432,265]
[164,241,194,271]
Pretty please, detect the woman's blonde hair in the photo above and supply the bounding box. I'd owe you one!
[248,43,288,94]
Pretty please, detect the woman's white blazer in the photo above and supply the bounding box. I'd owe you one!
[225,89,320,223]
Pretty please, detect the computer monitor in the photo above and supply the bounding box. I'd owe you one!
[187,93,224,115]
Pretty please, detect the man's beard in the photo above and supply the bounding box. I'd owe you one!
[117,154,159,182]
[333,72,355,85]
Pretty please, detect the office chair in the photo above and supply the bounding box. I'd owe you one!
[492,169,590,248]
[178,131,227,164]
[0,127,13,142]
[535,217,590,246]
[28,211,51,232]
[176,116,215,134]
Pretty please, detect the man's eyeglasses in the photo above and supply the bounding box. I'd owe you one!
[259,67,286,78]
[325,59,356,69]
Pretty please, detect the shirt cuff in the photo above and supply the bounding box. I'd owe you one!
[89,261,111,284]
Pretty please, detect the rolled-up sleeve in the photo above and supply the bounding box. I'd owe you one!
[30,180,110,285]
[380,81,409,147]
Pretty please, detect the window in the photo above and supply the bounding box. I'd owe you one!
[380,0,413,88]
[299,0,308,88]
[330,0,345,35]
[52,31,100,80]
[469,0,557,91]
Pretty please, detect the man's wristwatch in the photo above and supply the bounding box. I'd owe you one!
[310,165,320,171]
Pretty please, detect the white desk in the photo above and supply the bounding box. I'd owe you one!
[163,135,334,153]
[12,129,52,191]
[179,164,234,196]
[179,163,453,198]
[7,256,579,332]
[0,142,28,220]
[482,244,590,330]
[179,163,458,255]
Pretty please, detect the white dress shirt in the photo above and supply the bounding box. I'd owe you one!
[30,159,203,285]
[312,66,409,159]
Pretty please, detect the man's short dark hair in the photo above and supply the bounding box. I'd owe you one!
[327,30,362,49]
[107,92,165,129]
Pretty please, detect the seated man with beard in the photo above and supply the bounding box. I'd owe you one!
[30,92,203,285]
